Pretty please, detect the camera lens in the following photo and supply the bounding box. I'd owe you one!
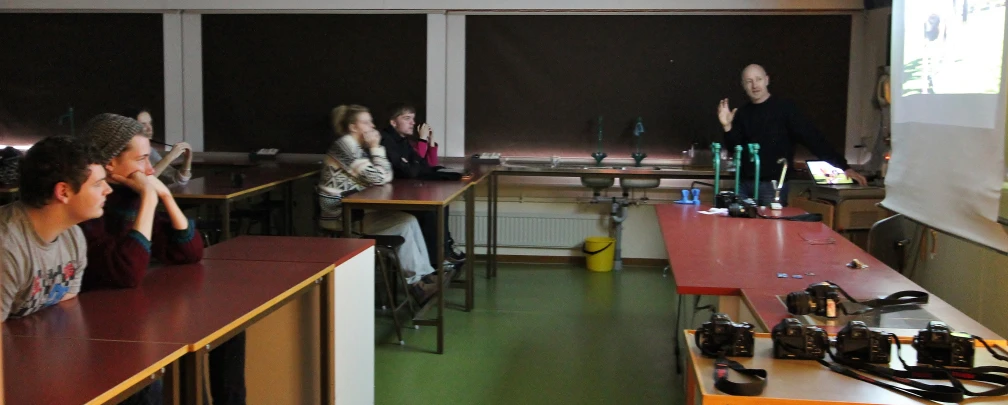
[786,291,812,315]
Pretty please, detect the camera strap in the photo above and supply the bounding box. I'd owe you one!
[712,356,768,396]
[831,336,1008,400]
[822,336,966,403]
[825,281,929,315]
[694,334,767,396]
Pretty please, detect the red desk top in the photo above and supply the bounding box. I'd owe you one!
[742,288,1003,339]
[341,178,471,206]
[169,164,318,199]
[656,204,1004,340]
[4,259,331,350]
[4,334,185,405]
[203,235,373,265]
[656,204,915,296]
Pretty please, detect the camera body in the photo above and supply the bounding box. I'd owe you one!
[715,191,737,209]
[771,318,828,360]
[836,321,892,364]
[697,313,755,357]
[786,282,842,317]
[913,321,975,368]
[728,197,759,218]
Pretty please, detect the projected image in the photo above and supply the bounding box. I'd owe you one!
[902,0,1006,96]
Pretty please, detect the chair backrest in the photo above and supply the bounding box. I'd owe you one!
[866,214,910,272]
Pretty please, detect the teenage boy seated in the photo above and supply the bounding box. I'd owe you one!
[379,103,465,268]
[78,113,246,404]
[0,136,110,321]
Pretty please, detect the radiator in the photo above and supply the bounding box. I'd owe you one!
[448,213,605,248]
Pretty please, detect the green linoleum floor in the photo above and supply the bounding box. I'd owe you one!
[374,263,686,405]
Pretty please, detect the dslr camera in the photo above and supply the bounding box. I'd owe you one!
[836,321,892,364]
[696,313,755,357]
[728,197,759,218]
[771,318,828,360]
[913,321,975,368]
[786,282,842,317]
[715,191,737,209]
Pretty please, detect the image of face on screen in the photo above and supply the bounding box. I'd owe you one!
[902,0,1006,96]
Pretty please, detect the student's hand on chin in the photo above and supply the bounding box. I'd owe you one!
[110,171,152,194]
[147,175,172,198]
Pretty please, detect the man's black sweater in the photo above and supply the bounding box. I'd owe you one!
[379,127,433,179]
[724,96,849,181]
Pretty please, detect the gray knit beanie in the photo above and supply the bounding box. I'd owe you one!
[81,113,144,164]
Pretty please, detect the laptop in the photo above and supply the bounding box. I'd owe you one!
[805,160,880,190]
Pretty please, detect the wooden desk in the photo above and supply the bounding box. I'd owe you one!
[742,288,1002,340]
[4,334,186,405]
[203,235,372,265]
[169,164,319,240]
[655,204,914,296]
[4,259,338,405]
[340,178,477,354]
[202,235,376,403]
[683,330,1008,405]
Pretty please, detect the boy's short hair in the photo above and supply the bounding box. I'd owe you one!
[18,136,101,208]
[386,103,416,122]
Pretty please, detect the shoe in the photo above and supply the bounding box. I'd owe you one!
[446,238,467,263]
[409,281,437,305]
[422,266,456,284]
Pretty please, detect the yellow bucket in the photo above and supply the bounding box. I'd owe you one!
[583,236,616,272]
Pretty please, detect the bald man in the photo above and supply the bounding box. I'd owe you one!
[717,64,866,206]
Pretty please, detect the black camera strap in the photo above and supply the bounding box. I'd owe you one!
[822,335,966,403]
[831,335,1008,400]
[694,334,767,396]
[712,356,768,396]
[824,281,929,316]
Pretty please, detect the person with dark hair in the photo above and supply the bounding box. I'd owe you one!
[121,107,193,185]
[717,64,867,206]
[78,113,245,405]
[318,104,441,302]
[1,135,111,320]
[379,103,465,267]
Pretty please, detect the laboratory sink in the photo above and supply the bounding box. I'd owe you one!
[619,178,661,189]
[580,176,615,189]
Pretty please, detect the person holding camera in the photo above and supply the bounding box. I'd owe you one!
[379,103,466,269]
[718,64,867,206]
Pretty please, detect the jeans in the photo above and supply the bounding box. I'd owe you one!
[407,207,454,267]
[739,180,790,207]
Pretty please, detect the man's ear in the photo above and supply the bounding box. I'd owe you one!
[765,75,770,87]
[53,182,72,204]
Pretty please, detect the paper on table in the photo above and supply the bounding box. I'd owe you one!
[698,208,728,216]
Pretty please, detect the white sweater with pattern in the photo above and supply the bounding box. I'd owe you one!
[317,135,393,229]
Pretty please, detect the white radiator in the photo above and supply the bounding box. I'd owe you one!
[448,213,605,248]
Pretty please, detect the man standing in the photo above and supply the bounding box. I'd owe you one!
[718,64,866,206]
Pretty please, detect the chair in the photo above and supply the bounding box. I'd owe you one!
[313,191,413,345]
[866,214,911,273]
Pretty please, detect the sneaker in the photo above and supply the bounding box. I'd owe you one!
[421,266,456,284]
[446,238,467,263]
[409,281,437,305]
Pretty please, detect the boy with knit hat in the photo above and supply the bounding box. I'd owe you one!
[79,113,246,404]
[0,136,111,320]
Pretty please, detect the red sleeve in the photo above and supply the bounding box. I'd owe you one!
[79,217,153,290]
[151,214,204,265]
[415,140,439,166]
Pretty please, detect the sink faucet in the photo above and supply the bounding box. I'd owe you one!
[592,115,607,166]
[631,117,647,167]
